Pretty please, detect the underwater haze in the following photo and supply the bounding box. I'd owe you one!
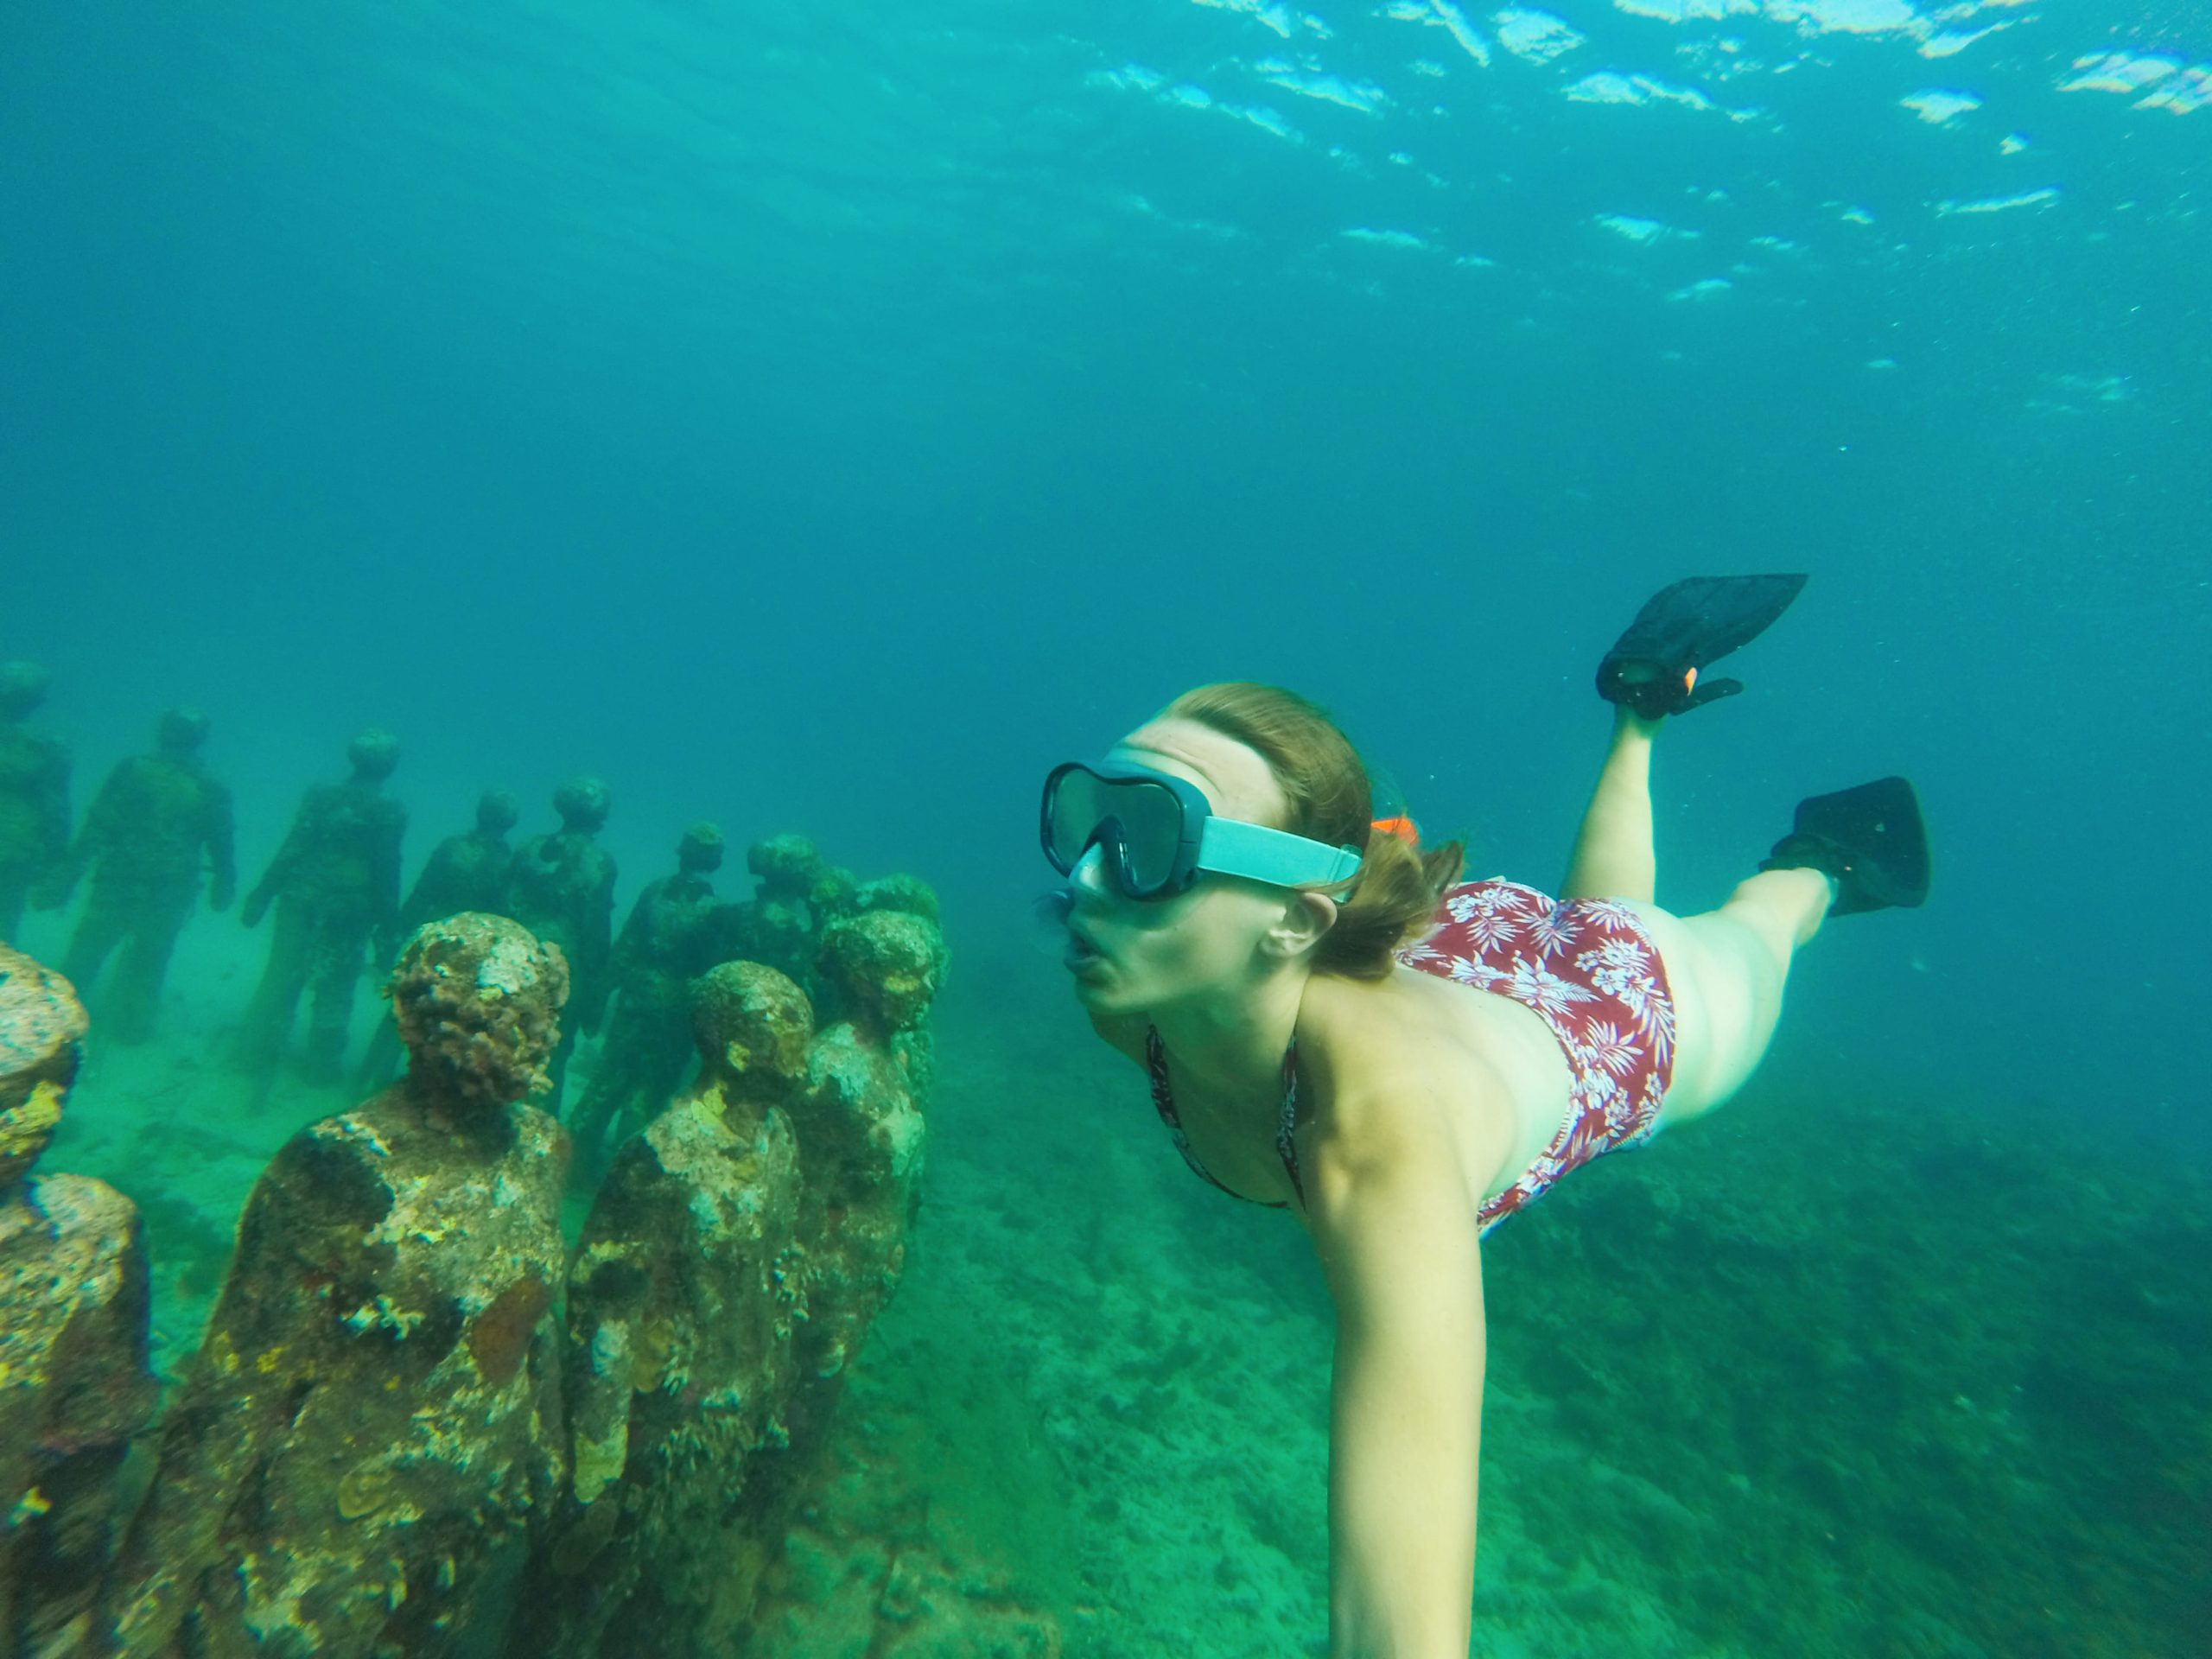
[4,0,2209,1654]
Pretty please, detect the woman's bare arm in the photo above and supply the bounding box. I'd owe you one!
[1307,1077,1486,1659]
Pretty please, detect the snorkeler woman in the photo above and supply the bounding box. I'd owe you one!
[1039,575,1928,1658]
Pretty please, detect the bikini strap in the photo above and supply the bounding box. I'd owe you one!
[1144,1026,1292,1211]
[1275,1040,1306,1209]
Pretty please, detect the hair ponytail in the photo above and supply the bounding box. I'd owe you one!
[1161,683,1465,980]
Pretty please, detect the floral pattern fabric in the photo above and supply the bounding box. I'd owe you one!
[1400,880,1675,1234]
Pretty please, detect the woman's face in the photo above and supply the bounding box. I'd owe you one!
[1058,718,1314,1018]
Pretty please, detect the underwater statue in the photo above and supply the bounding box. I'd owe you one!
[0,662,72,945]
[0,944,157,1658]
[106,913,571,1659]
[784,908,943,1391]
[850,873,944,1099]
[235,728,407,1085]
[524,908,941,1656]
[709,833,827,991]
[36,708,236,1044]
[503,778,616,1112]
[567,821,728,1177]
[355,789,520,1089]
[522,961,815,1654]
[396,788,521,940]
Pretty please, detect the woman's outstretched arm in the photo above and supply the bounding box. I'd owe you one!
[1562,705,1662,903]
[1307,1077,1486,1659]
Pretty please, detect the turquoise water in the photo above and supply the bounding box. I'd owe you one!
[4,2,2208,1653]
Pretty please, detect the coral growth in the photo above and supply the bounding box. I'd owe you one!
[0,947,87,1185]
[521,963,818,1652]
[0,944,156,1656]
[691,961,815,1108]
[387,911,570,1108]
[105,919,569,1657]
[528,902,944,1656]
[6,842,949,1659]
[817,910,948,1045]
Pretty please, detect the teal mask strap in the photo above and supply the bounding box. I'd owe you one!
[1196,818,1363,891]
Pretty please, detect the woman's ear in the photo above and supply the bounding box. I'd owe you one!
[1266,891,1338,959]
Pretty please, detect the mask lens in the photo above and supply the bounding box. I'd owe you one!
[1046,769,1186,894]
[1046,770,1106,872]
[1109,780,1184,893]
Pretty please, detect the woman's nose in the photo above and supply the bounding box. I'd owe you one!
[1069,842,1113,897]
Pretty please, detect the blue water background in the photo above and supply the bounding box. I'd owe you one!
[4,0,2208,1128]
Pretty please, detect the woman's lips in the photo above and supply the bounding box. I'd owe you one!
[1064,925,1104,973]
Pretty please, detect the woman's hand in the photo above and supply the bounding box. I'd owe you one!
[1306,1071,1486,1659]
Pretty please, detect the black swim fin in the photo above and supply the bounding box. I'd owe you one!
[1759,777,1929,916]
[1598,573,1809,718]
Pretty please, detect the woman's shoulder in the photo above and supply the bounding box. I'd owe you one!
[1299,974,1479,1121]
[1299,970,1521,1194]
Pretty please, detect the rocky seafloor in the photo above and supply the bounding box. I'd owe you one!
[30,935,2209,1658]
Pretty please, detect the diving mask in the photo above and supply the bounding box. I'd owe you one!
[1040,760,1363,901]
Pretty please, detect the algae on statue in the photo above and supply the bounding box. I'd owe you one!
[529,898,945,1657]
[784,909,943,1397]
[0,944,156,1658]
[523,961,816,1654]
[106,914,571,1658]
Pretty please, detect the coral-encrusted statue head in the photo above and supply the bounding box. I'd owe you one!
[817,911,948,1043]
[0,943,86,1188]
[390,913,569,1108]
[691,962,813,1108]
[746,834,823,900]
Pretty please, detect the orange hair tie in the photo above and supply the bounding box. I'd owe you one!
[1370,815,1421,846]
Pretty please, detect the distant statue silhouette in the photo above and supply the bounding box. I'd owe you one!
[502,776,616,1111]
[569,821,727,1173]
[236,728,406,1086]
[355,788,519,1089]
[39,708,235,1043]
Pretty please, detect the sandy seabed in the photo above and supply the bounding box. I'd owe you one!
[29,917,2209,1659]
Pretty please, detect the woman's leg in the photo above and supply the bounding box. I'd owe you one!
[1632,868,1833,1127]
[1561,703,1837,1123]
[1562,708,1660,903]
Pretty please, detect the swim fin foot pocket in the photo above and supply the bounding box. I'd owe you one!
[1598,573,1810,719]
[1760,776,1930,916]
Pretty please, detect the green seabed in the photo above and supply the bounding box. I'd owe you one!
[41,958,2209,1658]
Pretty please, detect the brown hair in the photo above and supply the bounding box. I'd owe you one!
[1161,683,1465,979]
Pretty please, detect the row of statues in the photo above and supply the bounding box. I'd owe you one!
[0,668,921,1175]
[0,853,948,1655]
